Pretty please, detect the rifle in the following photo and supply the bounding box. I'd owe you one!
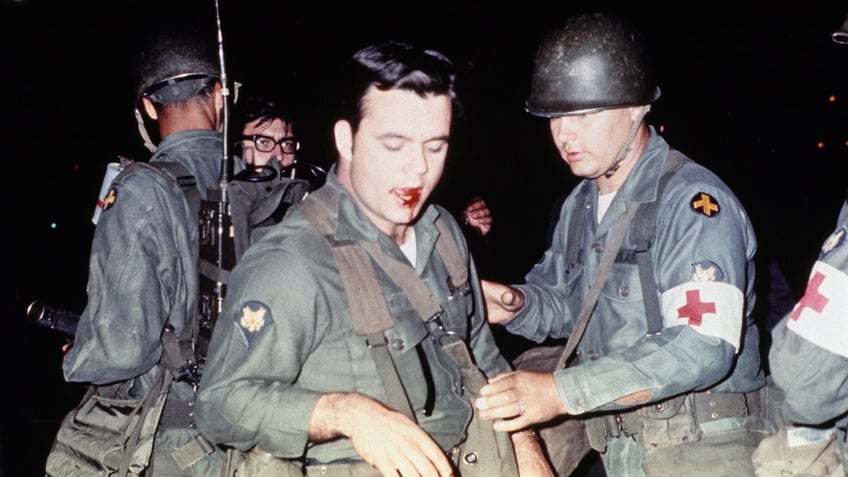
[26,300,79,339]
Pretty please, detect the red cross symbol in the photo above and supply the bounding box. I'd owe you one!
[790,271,829,321]
[676,289,716,326]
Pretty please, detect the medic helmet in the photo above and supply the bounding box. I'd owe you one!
[135,29,219,105]
[833,11,848,44]
[525,13,661,117]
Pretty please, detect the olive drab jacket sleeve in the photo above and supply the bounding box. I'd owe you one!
[506,128,764,415]
[769,200,848,426]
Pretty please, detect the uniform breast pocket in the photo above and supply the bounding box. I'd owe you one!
[600,262,643,303]
[441,280,472,337]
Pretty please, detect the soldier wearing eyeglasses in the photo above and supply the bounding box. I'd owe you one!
[225,90,328,257]
[233,92,301,170]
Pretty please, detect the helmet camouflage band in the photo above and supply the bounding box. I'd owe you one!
[135,29,220,105]
[525,13,661,117]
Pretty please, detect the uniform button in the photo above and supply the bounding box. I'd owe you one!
[591,243,603,253]
[391,339,404,351]
[619,286,629,297]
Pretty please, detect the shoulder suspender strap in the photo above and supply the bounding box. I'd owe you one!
[633,150,691,335]
[152,163,231,294]
[298,193,397,336]
[556,200,642,369]
[361,242,443,322]
[299,193,416,421]
[335,242,417,421]
[299,190,472,423]
[153,162,201,222]
[434,218,468,286]
[564,183,592,267]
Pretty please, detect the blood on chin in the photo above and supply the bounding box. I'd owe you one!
[393,187,422,208]
[393,187,424,222]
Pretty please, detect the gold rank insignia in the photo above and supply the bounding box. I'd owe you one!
[822,227,845,254]
[691,192,720,217]
[102,188,118,211]
[236,301,272,347]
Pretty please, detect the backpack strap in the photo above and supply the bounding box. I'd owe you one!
[152,162,201,221]
[151,161,226,468]
[141,162,206,375]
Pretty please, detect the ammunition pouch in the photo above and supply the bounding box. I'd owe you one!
[223,448,306,477]
[45,378,170,477]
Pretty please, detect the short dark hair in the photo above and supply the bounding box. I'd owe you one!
[232,93,297,133]
[335,40,460,132]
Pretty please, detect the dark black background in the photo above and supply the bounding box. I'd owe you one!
[6,0,848,475]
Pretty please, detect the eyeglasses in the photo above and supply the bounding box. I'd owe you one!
[242,134,300,154]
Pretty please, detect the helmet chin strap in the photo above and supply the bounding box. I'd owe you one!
[134,107,158,153]
[602,105,651,179]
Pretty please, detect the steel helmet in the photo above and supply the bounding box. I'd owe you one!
[525,13,661,117]
[833,11,848,44]
[134,29,220,105]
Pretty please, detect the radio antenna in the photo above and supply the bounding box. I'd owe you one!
[213,0,230,187]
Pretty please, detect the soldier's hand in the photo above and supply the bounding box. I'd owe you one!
[481,280,524,324]
[475,370,565,432]
[312,393,454,476]
[462,196,493,237]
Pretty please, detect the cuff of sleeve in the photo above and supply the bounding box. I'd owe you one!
[555,367,591,415]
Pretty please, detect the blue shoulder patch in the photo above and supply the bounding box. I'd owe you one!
[690,192,720,217]
[235,300,273,348]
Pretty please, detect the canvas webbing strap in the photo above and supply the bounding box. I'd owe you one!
[299,191,415,420]
[556,149,692,368]
[556,201,642,370]
[299,186,472,424]
[630,150,690,335]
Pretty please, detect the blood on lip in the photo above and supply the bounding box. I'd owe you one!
[397,188,422,208]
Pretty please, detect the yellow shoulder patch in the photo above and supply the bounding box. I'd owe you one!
[690,192,720,217]
[235,301,273,347]
[102,187,118,212]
